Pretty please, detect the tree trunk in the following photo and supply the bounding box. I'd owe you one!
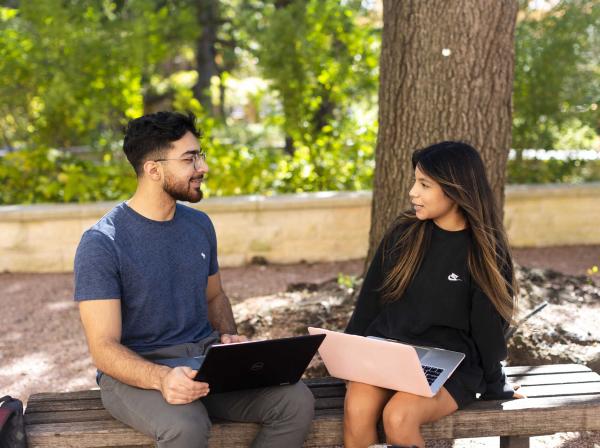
[194,0,220,114]
[368,0,518,262]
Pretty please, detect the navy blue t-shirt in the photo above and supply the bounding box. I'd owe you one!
[74,202,218,353]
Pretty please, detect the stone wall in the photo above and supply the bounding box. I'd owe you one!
[1,184,599,272]
[504,183,600,246]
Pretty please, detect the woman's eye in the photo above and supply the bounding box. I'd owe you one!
[421,183,429,188]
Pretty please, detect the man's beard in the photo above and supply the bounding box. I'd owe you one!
[162,174,204,203]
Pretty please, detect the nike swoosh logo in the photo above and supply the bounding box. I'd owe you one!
[448,273,462,282]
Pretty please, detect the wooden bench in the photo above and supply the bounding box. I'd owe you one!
[24,364,600,447]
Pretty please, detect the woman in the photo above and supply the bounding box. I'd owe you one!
[344,142,524,448]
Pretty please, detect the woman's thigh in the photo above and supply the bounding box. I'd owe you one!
[344,381,394,420]
[384,386,458,424]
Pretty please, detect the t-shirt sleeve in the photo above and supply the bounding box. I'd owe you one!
[345,238,386,336]
[470,287,513,399]
[74,230,121,301]
[205,217,219,276]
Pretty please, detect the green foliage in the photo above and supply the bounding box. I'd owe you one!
[513,0,600,149]
[337,273,358,292]
[253,0,379,145]
[0,147,136,204]
[506,157,600,184]
[176,0,379,197]
[192,118,376,197]
[0,0,196,149]
[1,0,599,205]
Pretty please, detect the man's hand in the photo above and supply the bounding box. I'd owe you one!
[220,333,248,344]
[159,366,210,404]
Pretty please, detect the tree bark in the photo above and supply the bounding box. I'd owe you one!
[368,0,518,262]
[194,0,220,114]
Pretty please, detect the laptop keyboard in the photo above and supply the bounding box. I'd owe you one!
[421,365,444,385]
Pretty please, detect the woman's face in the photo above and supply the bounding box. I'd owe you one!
[409,166,464,230]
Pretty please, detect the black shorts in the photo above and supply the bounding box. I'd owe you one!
[443,374,476,409]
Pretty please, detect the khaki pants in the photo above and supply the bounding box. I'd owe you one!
[99,332,315,448]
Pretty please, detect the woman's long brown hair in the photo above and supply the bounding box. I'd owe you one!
[380,142,518,323]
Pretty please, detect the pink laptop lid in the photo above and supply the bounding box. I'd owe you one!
[308,327,433,397]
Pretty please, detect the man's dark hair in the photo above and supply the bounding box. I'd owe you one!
[123,111,201,176]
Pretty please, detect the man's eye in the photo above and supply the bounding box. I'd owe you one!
[182,158,194,163]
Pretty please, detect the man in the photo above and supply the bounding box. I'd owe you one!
[74,111,314,448]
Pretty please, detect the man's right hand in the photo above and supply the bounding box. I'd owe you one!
[159,366,210,404]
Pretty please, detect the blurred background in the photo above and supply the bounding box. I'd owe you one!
[0,0,598,205]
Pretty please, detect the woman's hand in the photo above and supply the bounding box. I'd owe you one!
[512,383,527,399]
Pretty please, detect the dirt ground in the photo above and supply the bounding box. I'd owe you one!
[1,245,599,447]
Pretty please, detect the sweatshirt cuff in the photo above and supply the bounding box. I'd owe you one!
[481,371,515,400]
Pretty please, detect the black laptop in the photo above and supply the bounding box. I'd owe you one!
[154,334,325,393]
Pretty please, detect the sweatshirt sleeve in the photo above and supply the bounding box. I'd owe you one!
[470,287,514,399]
[345,238,386,336]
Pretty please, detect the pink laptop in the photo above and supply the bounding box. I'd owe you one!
[308,327,464,397]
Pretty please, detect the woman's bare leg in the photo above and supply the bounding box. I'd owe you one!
[382,386,458,447]
[344,381,394,448]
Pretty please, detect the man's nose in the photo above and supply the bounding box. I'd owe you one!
[196,159,209,173]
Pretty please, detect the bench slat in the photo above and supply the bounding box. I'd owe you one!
[305,384,345,399]
[25,409,114,425]
[24,364,600,447]
[504,364,590,375]
[25,392,600,425]
[468,394,600,411]
[24,395,600,447]
[518,382,600,397]
[509,371,599,386]
[23,364,592,405]
[26,398,106,414]
[427,401,600,438]
[26,420,154,448]
[25,374,600,415]
[27,389,101,403]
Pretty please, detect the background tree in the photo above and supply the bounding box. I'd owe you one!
[251,0,380,191]
[368,0,519,260]
[513,0,599,151]
[193,0,221,115]
[0,0,195,149]
[190,0,242,118]
[1,0,598,205]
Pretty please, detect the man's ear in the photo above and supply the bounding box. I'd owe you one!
[142,160,162,181]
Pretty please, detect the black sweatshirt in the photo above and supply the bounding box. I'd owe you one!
[345,221,514,400]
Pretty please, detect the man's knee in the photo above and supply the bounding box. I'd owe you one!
[270,381,315,425]
[157,410,212,447]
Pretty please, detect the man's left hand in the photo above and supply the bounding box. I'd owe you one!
[220,333,248,344]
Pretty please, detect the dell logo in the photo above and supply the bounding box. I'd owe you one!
[250,361,264,372]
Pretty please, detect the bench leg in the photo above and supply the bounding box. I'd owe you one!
[500,435,530,448]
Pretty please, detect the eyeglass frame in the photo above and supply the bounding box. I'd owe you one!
[153,151,207,171]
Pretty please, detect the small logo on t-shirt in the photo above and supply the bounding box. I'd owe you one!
[448,273,462,282]
[201,252,206,259]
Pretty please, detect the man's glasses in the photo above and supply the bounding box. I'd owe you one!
[154,151,207,171]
